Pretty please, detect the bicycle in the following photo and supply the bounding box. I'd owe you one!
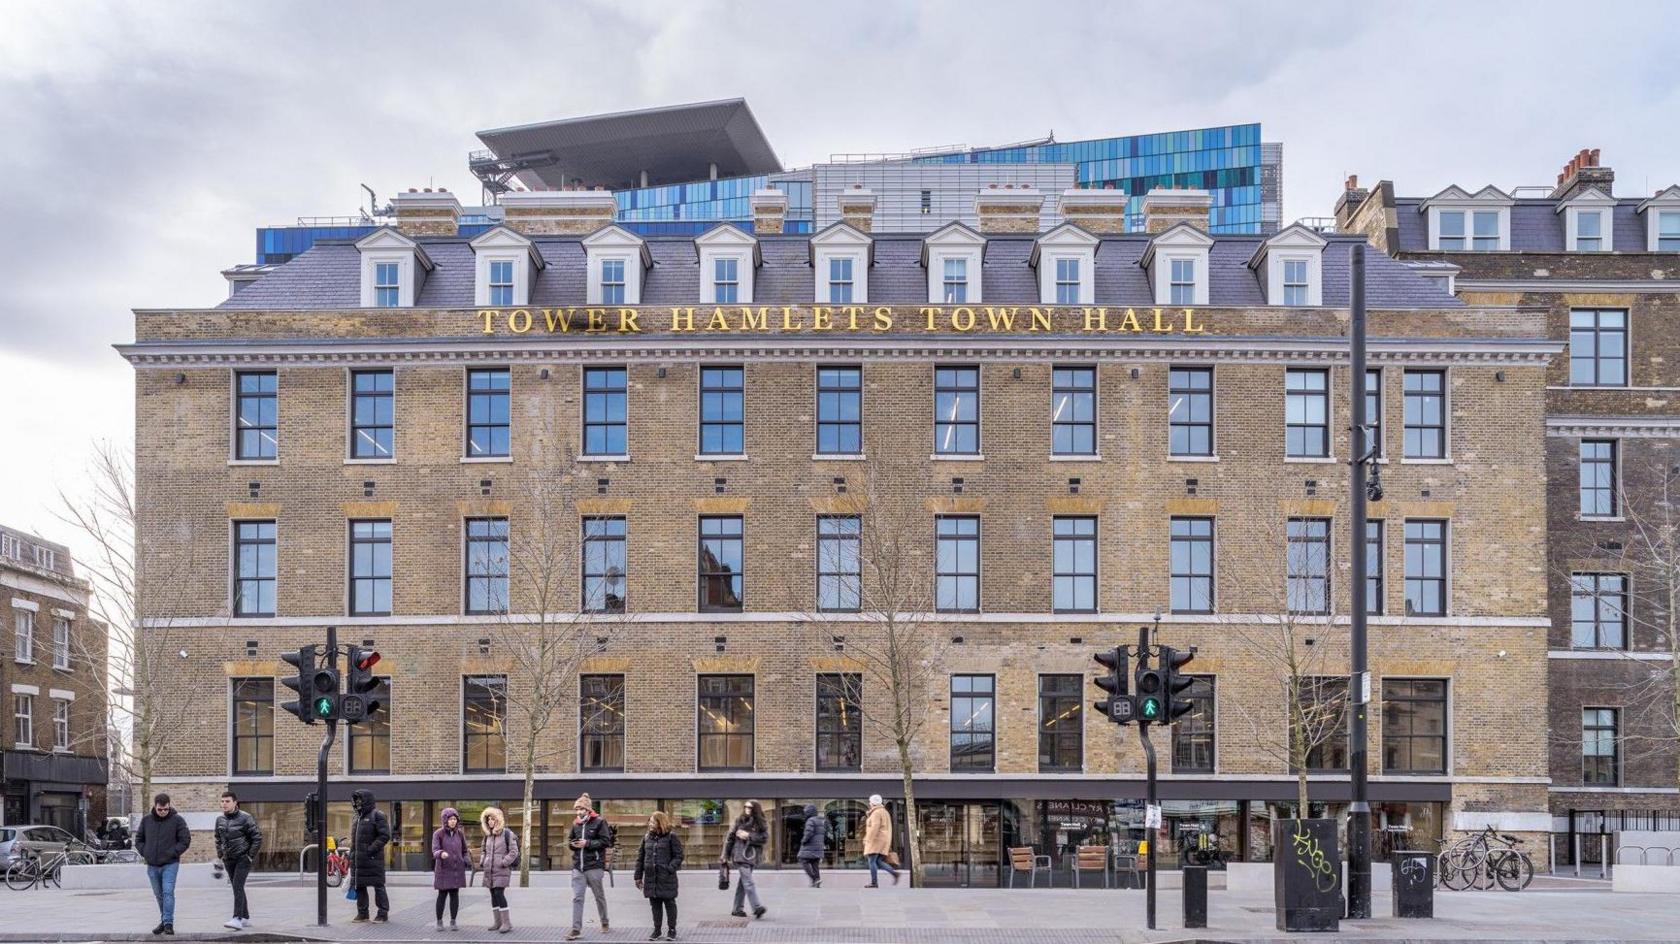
[325,839,350,888]
[5,849,68,891]
[1435,826,1533,891]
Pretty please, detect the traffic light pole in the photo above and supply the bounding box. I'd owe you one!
[1139,721,1158,930]
[315,625,338,928]
[1347,243,1373,919]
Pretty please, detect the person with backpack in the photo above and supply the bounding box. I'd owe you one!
[565,793,613,941]
[633,811,684,941]
[479,807,519,934]
[431,807,468,931]
[722,800,768,919]
[796,804,828,887]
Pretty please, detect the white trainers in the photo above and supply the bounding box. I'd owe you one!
[223,917,244,930]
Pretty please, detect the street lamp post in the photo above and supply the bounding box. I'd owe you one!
[1347,243,1376,919]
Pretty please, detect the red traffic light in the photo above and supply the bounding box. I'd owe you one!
[355,651,381,671]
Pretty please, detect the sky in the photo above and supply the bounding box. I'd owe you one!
[2,0,1679,566]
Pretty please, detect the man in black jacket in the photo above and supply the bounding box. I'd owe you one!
[349,789,391,923]
[135,793,191,936]
[214,790,264,930]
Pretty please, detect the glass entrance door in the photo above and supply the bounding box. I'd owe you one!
[917,801,1001,887]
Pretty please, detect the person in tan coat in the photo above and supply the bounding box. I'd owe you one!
[862,794,899,887]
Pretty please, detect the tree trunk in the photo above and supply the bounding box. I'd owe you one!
[895,736,922,888]
[519,733,536,887]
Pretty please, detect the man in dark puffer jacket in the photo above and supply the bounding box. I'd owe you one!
[214,789,264,930]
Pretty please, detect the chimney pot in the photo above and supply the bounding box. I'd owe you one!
[1346,174,1359,190]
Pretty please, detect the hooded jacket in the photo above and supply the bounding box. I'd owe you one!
[797,805,828,861]
[136,806,191,868]
[634,827,684,900]
[431,806,469,891]
[478,808,519,889]
[864,803,893,856]
[349,789,391,885]
[723,812,767,867]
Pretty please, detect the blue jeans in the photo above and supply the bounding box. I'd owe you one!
[867,853,897,884]
[147,862,179,924]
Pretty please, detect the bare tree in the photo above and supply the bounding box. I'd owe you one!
[798,465,945,887]
[1554,451,1680,789]
[56,440,210,814]
[1215,510,1351,814]
[483,439,623,887]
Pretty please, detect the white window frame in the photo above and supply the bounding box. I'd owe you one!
[1659,210,1680,252]
[810,223,872,304]
[1032,224,1098,305]
[0,534,20,560]
[1423,186,1512,252]
[1638,188,1680,251]
[51,698,69,752]
[696,224,758,305]
[12,689,33,749]
[922,223,985,305]
[1145,224,1213,306]
[470,226,541,307]
[356,228,429,308]
[1054,258,1081,304]
[13,606,34,664]
[32,546,56,570]
[51,616,70,671]
[1253,225,1327,307]
[582,225,649,305]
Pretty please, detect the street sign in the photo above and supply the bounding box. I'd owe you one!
[1145,804,1163,829]
[1357,671,1372,705]
[1110,698,1135,723]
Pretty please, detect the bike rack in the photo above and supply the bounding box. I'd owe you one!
[1615,845,1678,866]
[299,844,318,880]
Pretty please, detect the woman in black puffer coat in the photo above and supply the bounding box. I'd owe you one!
[634,811,685,941]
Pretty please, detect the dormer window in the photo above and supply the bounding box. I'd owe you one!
[921,222,985,305]
[1142,223,1213,306]
[1248,224,1326,307]
[488,261,514,305]
[1559,188,1617,253]
[1055,259,1080,303]
[470,226,542,307]
[582,225,650,305]
[356,228,433,308]
[1638,186,1680,252]
[809,222,872,304]
[714,258,739,302]
[1031,223,1099,305]
[1169,259,1197,304]
[1424,186,1512,252]
[942,259,968,303]
[601,260,626,304]
[695,223,758,304]
[374,263,400,307]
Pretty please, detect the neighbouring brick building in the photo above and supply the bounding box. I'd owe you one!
[1,525,109,832]
[121,170,1556,883]
[1337,150,1680,866]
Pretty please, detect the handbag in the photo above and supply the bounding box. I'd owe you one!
[345,886,359,901]
[886,851,901,868]
[716,862,730,890]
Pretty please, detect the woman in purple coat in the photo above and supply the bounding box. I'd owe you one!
[431,807,469,931]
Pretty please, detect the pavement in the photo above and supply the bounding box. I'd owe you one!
[3,869,1677,944]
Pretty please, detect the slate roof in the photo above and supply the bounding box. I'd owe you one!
[219,230,1461,311]
[1394,197,1649,253]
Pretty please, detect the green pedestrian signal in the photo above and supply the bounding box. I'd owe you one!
[1139,696,1162,720]
[313,696,335,718]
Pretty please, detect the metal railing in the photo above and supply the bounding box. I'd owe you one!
[1615,845,1680,866]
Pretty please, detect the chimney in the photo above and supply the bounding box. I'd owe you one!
[749,188,789,235]
[1139,188,1213,233]
[391,188,462,236]
[1551,148,1614,201]
[1056,187,1128,235]
[1334,174,1370,231]
[974,185,1045,234]
[836,186,877,233]
[499,188,619,235]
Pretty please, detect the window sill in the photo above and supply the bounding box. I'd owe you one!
[1283,456,1338,464]
[1579,515,1626,523]
[460,456,513,464]
[345,457,398,465]
[1166,455,1220,463]
[1399,457,1453,465]
[227,459,279,467]
[812,454,868,461]
[52,666,72,674]
[1049,454,1101,462]
[14,659,35,666]
[228,772,273,778]
[929,454,985,462]
[695,454,749,462]
[231,613,276,620]
[576,455,630,464]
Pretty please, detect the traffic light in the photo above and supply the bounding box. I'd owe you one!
[1134,646,1166,724]
[280,645,320,724]
[309,661,340,722]
[304,791,321,841]
[341,646,383,724]
[1164,645,1198,723]
[1092,645,1134,725]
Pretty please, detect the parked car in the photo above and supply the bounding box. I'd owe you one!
[1,825,94,865]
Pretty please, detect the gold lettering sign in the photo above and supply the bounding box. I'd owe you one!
[477,306,1210,336]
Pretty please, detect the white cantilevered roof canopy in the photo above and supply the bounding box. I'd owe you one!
[472,98,782,193]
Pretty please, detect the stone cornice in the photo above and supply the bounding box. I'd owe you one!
[116,334,1560,368]
[1547,415,1680,438]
